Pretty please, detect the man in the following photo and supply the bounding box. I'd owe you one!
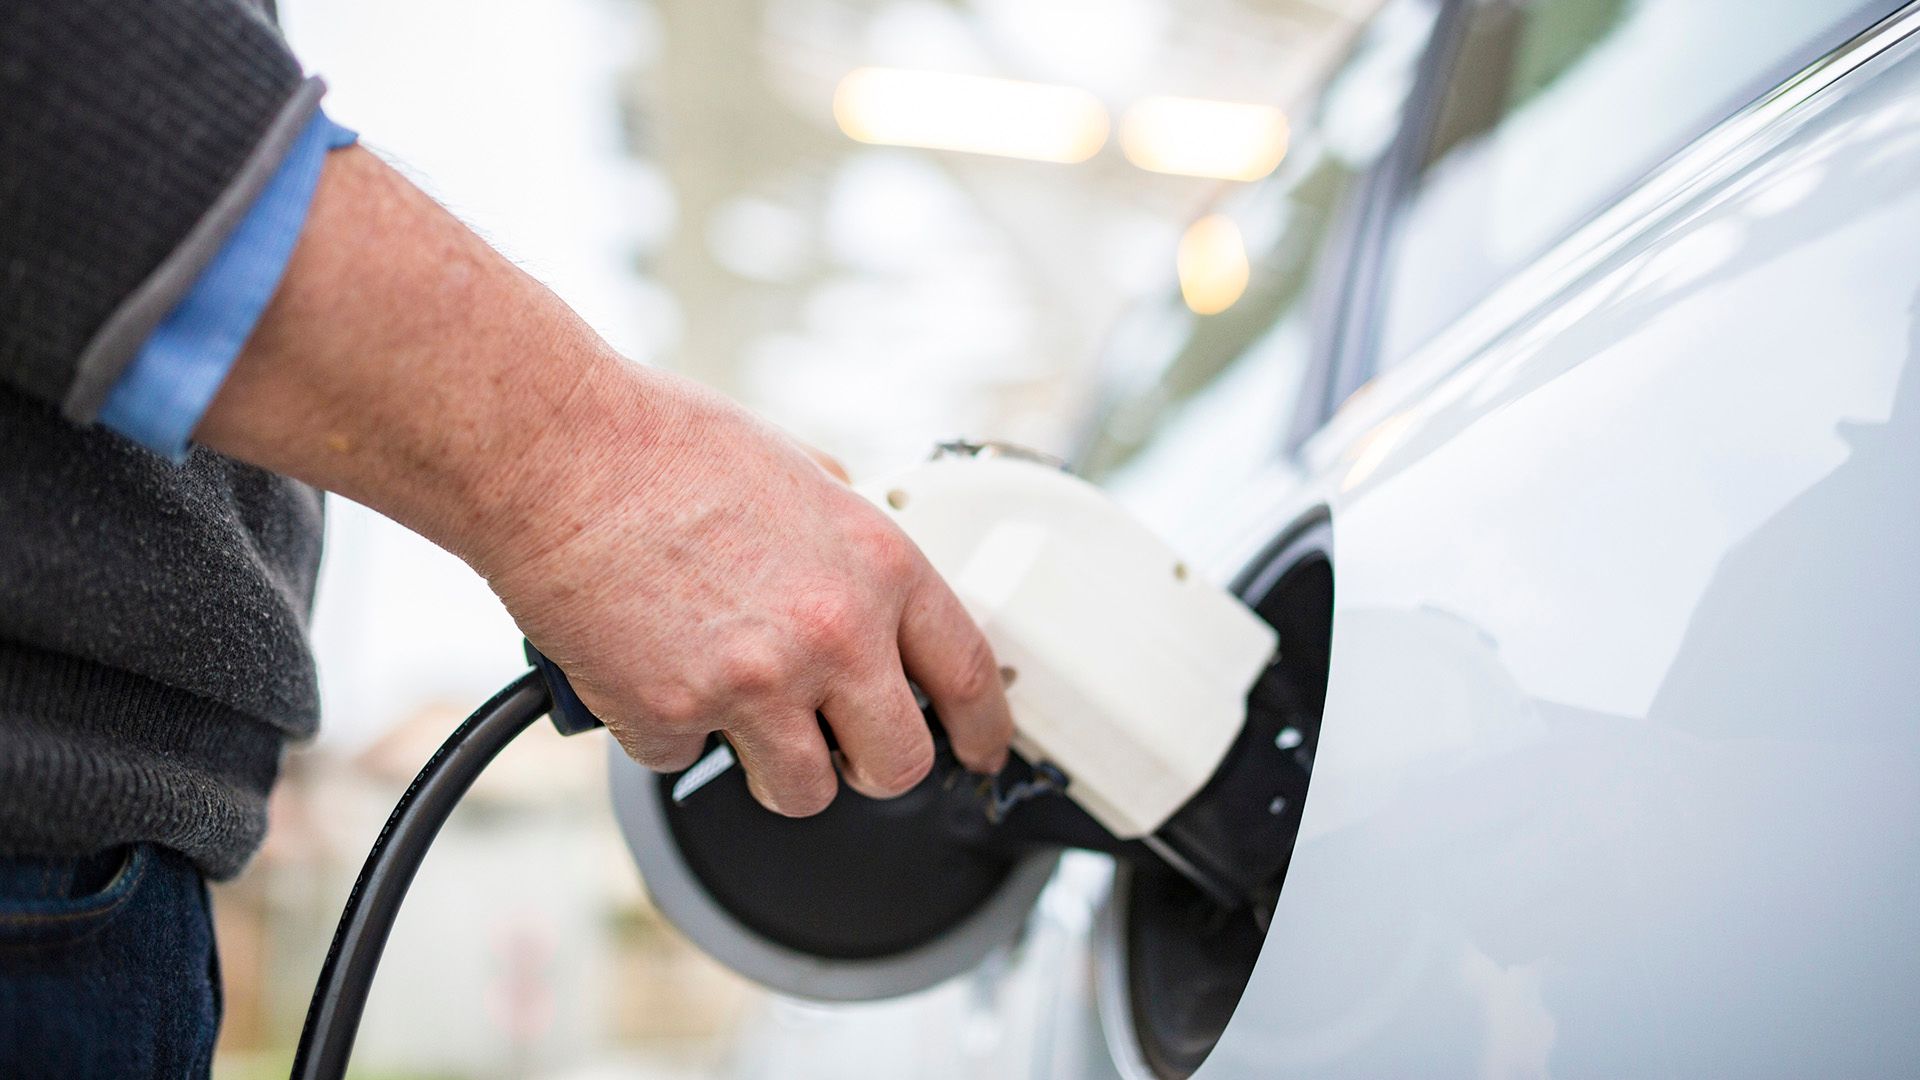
[0,1,1014,1074]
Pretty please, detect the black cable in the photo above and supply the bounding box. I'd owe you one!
[290,669,553,1080]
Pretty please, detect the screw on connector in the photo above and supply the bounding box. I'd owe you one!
[931,440,1070,470]
[980,762,1069,824]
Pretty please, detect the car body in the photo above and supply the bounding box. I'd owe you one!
[1078,0,1920,1075]
[625,1,1920,1075]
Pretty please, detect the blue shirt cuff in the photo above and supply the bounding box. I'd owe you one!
[98,109,359,461]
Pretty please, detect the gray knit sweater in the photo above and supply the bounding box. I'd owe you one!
[0,0,325,879]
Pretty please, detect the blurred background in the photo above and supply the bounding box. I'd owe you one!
[216,0,1380,1075]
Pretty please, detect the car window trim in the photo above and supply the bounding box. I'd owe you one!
[1286,0,1471,452]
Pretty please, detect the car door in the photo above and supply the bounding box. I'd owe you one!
[1202,3,1920,1077]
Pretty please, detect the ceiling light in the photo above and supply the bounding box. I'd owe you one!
[834,67,1109,164]
[1177,214,1249,315]
[1121,97,1289,181]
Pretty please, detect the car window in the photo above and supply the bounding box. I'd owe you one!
[1374,0,1890,369]
[1077,0,1440,487]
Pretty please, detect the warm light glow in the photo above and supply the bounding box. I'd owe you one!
[1177,214,1249,315]
[1121,97,1289,181]
[1340,412,1416,492]
[833,68,1109,164]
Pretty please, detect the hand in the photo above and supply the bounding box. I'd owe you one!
[801,444,851,484]
[196,146,1012,815]
[481,372,1012,814]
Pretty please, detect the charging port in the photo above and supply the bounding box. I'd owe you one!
[1103,516,1334,1079]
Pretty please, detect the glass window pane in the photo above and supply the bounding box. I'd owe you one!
[1078,0,1440,486]
[1376,0,1886,368]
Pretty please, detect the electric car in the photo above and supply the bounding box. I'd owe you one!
[610,0,1920,1075]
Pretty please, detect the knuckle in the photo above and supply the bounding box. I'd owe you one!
[770,765,839,817]
[736,718,836,816]
[644,685,706,731]
[782,780,839,818]
[793,590,862,657]
[716,637,786,697]
[863,740,934,797]
[856,520,916,582]
[942,632,1001,704]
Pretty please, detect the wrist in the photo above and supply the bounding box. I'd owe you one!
[198,147,709,587]
[451,354,712,588]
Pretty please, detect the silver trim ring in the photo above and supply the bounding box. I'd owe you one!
[1094,863,1163,1080]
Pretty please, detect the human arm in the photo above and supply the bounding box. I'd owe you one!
[0,0,1010,811]
[192,145,1014,812]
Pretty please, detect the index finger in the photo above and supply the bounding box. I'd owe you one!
[896,563,1013,774]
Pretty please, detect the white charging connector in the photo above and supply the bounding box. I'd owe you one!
[859,445,1278,839]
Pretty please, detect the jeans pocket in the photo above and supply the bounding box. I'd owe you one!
[0,845,150,948]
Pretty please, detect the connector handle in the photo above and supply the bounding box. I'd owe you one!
[523,642,606,736]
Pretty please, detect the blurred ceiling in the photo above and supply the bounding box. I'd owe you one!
[622,0,1379,469]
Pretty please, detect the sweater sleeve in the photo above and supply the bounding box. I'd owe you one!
[0,0,319,421]
[98,111,357,462]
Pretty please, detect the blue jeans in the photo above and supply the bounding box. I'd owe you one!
[0,844,221,1078]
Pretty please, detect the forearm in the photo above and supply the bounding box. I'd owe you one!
[196,146,674,576]
[196,143,1013,814]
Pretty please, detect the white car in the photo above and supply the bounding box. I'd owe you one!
[611,0,1920,1075]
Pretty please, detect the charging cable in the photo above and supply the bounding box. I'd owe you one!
[290,648,599,1080]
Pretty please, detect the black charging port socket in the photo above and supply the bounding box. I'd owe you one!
[1113,515,1335,1079]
